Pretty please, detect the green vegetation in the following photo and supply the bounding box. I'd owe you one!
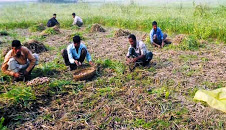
[29,23,45,32]
[0,85,36,107]
[0,3,225,42]
[41,27,58,35]
[0,117,7,130]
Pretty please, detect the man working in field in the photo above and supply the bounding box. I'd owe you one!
[47,14,60,27]
[61,35,94,70]
[72,13,83,27]
[1,40,39,81]
[126,34,153,67]
[150,21,168,48]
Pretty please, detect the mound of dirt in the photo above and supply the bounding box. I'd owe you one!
[172,34,186,45]
[23,40,48,53]
[40,26,60,36]
[27,77,50,86]
[90,24,106,33]
[114,29,131,37]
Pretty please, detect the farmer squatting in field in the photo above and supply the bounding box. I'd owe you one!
[47,13,60,27]
[126,34,153,67]
[150,21,170,48]
[72,13,83,27]
[1,40,39,81]
[61,35,94,71]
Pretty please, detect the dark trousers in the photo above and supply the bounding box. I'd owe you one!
[61,48,87,70]
[128,48,153,66]
[76,21,83,27]
[153,33,168,45]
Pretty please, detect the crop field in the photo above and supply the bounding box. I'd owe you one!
[0,1,226,129]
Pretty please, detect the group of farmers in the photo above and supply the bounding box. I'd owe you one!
[1,13,169,82]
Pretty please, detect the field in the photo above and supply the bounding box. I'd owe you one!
[0,2,226,129]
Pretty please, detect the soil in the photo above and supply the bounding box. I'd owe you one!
[0,26,225,129]
[90,24,106,33]
[23,39,48,53]
[172,34,186,45]
[114,29,131,37]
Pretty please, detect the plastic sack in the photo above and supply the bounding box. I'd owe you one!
[194,87,226,113]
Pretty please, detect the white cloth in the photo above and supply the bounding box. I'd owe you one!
[72,16,83,25]
[8,53,39,73]
[126,41,148,57]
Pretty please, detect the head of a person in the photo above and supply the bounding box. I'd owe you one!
[152,21,157,31]
[128,34,136,47]
[73,35,81,48]
[53,13,57,18]
[12,40,22,57]
[72,13,76,18]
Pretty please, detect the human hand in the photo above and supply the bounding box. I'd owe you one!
[75,60,79,66]
[89,61,94,66]
[13,72,20,78]
[133,57,138,62]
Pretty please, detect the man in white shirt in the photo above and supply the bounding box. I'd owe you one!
[126,34,153,67]
[72,13,83,27]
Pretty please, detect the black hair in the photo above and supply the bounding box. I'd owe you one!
[12,40,21,48]
[72,13,76,16]
[152,21,157,26]
[53,13,56,16]
[128,34,136,41]
[73,35,81,44]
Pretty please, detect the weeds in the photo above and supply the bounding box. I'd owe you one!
[97,59,125,74]
[0,3,225,42]
[0,117,7,130]
[29,23,45,32]
[0,85,36,107]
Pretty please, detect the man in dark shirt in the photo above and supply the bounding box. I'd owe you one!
[47,14,59,27]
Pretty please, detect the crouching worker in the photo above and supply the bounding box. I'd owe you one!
[126,34,153,68]
[150,21,169,48]
[1,40,39,81]
[61,35,94,70]
[72,13,83,27]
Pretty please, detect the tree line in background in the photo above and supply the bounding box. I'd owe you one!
[38,0,78,3]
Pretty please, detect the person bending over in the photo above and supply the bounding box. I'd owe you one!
[61,35,93,70]
[72,13,83,27]
[1,40,39,81]
[126,34,153,66]
[47,13,60,27]
[150,21,168,48]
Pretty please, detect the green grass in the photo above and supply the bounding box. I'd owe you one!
[0,85,36,107]
[0,3,225,42]
[29,23,45,32]
[0,117,7,130]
